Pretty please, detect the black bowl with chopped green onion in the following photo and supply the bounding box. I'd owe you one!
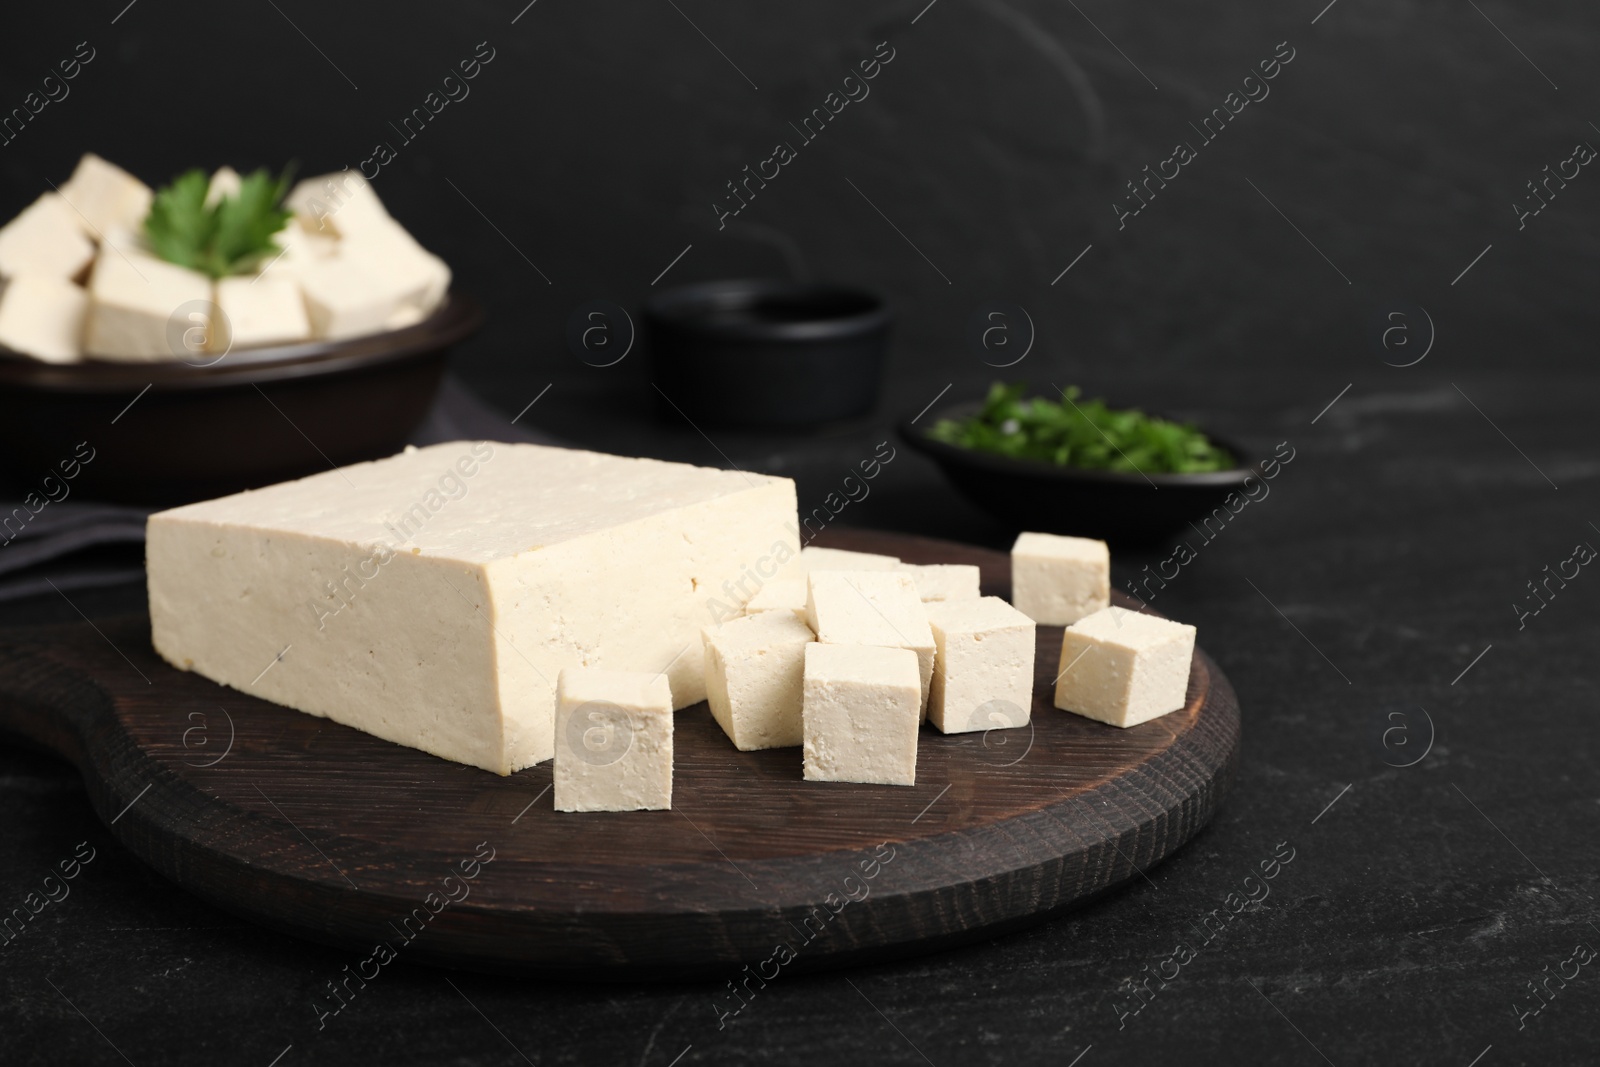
[901,384,1265,542]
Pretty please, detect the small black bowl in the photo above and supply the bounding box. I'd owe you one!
[646,280,890,429]
[900,399,1266,544]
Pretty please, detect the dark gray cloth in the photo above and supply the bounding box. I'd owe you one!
[0,378,561,602]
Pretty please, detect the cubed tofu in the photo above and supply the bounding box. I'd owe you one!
[385,305,427,331]
[802,643,921,786]
[553,667,673,812]
[0,194,95,281]
[339,220,451,315]
[798,546,901,573]
[256,217,338,282]
[1053,607,1195,727]
[0,275,89,363]
[295,257,415,340]
[83,246,213,361]
[898,563,982,602]
[743,578,807,615]
[804,570,936,714]
[926,596,1036,734]
[212,276,311,351]
[287,170,392,240]
[58,154,153,237]
[206,167,242,208]
[702,611,814,751]
[1010,532,1110,625]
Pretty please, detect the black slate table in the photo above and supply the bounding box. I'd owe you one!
[3,371,1595,1066]
[4,0,1600,1062]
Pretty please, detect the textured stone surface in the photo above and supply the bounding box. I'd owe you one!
[2,0,1598,1062]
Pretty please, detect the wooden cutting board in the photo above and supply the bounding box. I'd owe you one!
[0,529,1239,978]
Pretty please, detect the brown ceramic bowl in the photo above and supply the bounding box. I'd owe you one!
[0,293,482,506]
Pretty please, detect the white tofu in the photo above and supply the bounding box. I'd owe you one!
[0,194,95,281]
[925,596,1035,734]
[212,276,311,351]
[0,276,89,363]
[206,167,241,208]
[1010,532,1110,625]
[146,442,801,774]
[58,154,153,237]
[287,170,392,240]
[702,611,814,751]
[898,562,982,602]
[804,570,935,715]
[340,219,451,315]
[798,546,901,573]
[743,578,807,614]
[385,305,427,331]
[553,667,673,812]
[1053,607,1195,727]
[83,246,213,361]
[253,217,338,288]
[296,256,425,340]
[802,643,921,786]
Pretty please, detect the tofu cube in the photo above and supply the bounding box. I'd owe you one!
[554,667,673,812]
[898,563,982,602]
[339,221,451,315]
[1011,532,1110,625]
[925,596,1036,734]
[295,257,414,340]
[206,167,241,208]
[83,246,213,361]
[287,170,392,240]
[0,194,95,281]
[0,276,89,363]
[254,216,337,285]
[702,611,814,750]
[58,154,153,237]
[1053,607,1196,727]
[743,578,807,615]
[799,546,901,573]
[804,570,936,714]
[802,643,921,786]
[212,276,311,351]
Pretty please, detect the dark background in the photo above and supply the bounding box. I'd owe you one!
[2,0,1598,1064]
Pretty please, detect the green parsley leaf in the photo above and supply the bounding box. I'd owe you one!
[927,383,1237,474]
[143,167,293,279]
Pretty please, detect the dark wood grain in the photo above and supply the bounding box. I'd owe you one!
[0,529,1239,979]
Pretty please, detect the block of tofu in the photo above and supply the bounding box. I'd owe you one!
[898,563,982,602]
[0,194,95,281]
[340,220,451,315]
[287,170,392,240]
[146,442,801,774]
[58,154,153,237]
[798,546,901,573]
[1011,532,1110,625]
[211,276,311,351]
[0,276,89,363]
[802,643,921,786]
[805,570,935,714]
[206,167,241,208]
[1053,607,1195,727]
[702,611,814,750]
[83,246,213,361]
[925,596,1035,734]
[743,578,807,615]
[296,256,424,340]
[553,667,673,812]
